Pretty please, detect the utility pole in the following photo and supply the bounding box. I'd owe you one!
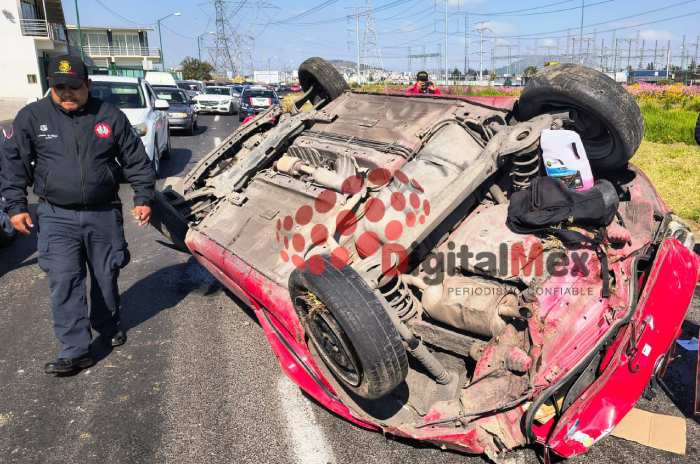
[74,0,84,61]
[475,23,491,82]
[653,40,658,69]
[355,12,361,83]
[666,39,672,79]
[157,11,182,71]
[599,38,605,72]
[442,0,448,85]
[680,35,687,84]
[639,39,645,69]
[463,13,469,79]
[579,0,585,56]
[612,31,617,71]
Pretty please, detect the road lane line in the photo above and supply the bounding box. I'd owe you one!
[214,136,221,147]
[277,376,335,464]
[214,115,220,122]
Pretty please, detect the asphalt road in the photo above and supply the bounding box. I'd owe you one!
[0,113,698,464]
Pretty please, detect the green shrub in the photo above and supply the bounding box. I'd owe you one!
[639,102,699,145]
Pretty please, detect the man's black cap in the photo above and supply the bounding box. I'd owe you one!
[416,71,429,82]
[47,55,87,87]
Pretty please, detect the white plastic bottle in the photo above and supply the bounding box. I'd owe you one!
[540,129,594,191]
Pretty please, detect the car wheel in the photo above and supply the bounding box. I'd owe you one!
[152,137,160,176]
[161,133,171,160]
[516,64,644,172]
[289,256,408,400]
[298,57,349,107]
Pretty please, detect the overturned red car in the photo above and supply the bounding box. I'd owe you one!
[151,57,700,461]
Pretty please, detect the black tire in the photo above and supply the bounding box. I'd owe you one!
[161,134,171,160]
[289,256,408,400]
[516,64,644,172]
[298,57,349,106]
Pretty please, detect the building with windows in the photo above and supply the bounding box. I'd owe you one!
[0,0,70,100]
[66,25,161,77]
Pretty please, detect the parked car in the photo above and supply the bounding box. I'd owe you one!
[192,86,238,114]
[90,76,170,174]
[153,86,198,135]
[145,71,178,89]
[238,86,279,122]
[289,83,301,93]
[177,80,205,99]
[150,58,700,461]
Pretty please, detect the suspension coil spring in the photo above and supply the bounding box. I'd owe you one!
[511,150,540,191]
[378,275,418,321]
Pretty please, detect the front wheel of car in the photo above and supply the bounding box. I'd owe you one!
[161,133,171,160]
[289,255,408,400]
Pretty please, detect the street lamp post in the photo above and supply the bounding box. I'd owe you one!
[156,12,181,71]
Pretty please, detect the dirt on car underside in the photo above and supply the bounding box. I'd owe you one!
[151,59,699,461]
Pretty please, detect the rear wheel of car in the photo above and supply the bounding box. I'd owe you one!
[164,134,172,159]
[289,256,408,400]
[298,57,349,106]
[516,63,644,171]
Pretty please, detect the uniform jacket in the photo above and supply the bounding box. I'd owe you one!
[1,96,155,216]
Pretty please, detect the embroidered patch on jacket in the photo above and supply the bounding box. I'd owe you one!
[94,121,112,139]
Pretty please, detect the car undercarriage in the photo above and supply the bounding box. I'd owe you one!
[151,58,700,461]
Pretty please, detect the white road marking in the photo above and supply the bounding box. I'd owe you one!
[214,115,220,122]
[213,136,221,147]
[277,376,335,464]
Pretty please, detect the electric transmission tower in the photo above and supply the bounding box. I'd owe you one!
[361,0,383,81]
[211,0,237,77]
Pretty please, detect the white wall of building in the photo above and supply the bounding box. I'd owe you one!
[0,0,45,100]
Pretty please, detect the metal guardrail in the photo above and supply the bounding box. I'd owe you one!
[19,18,48,36]
[19,19,66,42]
[82,45,161,58]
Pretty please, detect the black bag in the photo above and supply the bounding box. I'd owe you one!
[506,177,619,298]
[506,176,619,234]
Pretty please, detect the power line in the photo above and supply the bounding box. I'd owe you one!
[269,0,341,25]
[476,0,698,39]
[95,0,151,26]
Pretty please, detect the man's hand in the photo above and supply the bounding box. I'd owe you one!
[10,212,34,235]
[131,206,152,226]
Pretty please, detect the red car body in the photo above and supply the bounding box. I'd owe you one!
[155,88,700,459]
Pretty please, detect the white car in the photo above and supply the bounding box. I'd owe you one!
[90,76,171,174]
[192,86,238,114]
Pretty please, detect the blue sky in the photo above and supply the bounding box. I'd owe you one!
[64,0,700,72]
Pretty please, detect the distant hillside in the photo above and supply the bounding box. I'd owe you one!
[327,59,385,74]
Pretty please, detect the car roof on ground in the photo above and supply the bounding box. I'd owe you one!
[90,75,141,83]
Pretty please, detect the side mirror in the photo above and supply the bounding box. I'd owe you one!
[154,99,170,110]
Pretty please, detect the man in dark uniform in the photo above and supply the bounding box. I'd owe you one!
[1,55,155,375]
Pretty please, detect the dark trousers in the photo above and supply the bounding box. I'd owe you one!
[37,202,130,358]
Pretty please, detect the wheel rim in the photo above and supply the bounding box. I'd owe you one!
[295,291,362,387]
[530,101,616,161]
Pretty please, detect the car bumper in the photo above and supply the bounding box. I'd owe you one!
[240,106,269,117]
[534,237,700,457]
[168,116,193,129]
[195,103,231,113]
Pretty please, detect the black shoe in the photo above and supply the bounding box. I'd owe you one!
[110,330,127,347]
[44,354,94,375]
